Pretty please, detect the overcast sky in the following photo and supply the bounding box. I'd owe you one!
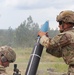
[0,0,74,29]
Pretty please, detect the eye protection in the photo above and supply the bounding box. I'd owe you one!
[59,21,63,25]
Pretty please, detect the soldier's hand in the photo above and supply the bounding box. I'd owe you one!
[38,31,48,37]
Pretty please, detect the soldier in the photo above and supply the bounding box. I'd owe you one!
[0,45,16,75]
[38,10,74,75]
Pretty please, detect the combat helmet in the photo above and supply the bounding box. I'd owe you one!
[0,45,16,63]
[56,10,74,23]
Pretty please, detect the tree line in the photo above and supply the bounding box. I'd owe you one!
[0,16,59,48]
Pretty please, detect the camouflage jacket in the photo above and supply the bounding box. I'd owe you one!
[0,65,7,75]
[41,28,74,65]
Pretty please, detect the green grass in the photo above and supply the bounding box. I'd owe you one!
[6,48,68,75]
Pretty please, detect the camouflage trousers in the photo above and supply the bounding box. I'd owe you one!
[68,65,74,75]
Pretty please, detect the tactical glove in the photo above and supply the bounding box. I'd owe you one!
[40,35,50,48]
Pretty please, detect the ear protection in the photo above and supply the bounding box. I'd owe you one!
[1,54,7,63]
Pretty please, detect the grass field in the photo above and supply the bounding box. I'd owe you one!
[6,48,68,75]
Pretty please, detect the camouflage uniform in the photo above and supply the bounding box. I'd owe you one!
[0,65,7,75]
[0,46,16,75]
[40,10,74,75]
[40,28,74,62]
